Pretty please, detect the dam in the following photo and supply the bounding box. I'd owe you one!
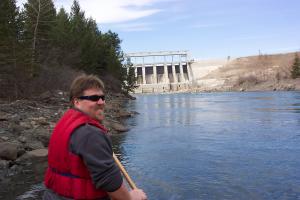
[125,51,194,93]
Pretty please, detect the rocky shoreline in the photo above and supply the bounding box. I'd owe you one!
[0,90,137,198]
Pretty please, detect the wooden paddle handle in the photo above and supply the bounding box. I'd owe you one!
[113,153,137,189]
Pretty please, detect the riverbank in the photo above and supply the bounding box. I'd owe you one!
[0,90,137,198]
[192,51,300,92]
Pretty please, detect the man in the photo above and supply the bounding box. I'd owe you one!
[43,74,147,200]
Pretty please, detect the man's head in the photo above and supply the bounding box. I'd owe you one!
[70,74,105,122]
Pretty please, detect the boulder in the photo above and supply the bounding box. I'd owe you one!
[16,148,48,164]
[36,131,51,147]
[0,112,8,121]
[0,136,9,142]
[0,142,19,160]
[110,122,129,132]
[117,111,133,118]
[27,149,48,158]
[25,141,45,150]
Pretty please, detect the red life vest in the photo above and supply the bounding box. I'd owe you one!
[44,109,108,199]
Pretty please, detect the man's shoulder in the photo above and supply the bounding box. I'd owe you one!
[70,123,111,154]
[75,123,105,134]
[71,123,108,143]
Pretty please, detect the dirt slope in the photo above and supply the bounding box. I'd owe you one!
[195,51,300,91]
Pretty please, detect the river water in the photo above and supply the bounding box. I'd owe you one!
[14,91,300,199]
[112,91,300,200]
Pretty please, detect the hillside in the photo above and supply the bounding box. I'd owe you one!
[193,52,300,91]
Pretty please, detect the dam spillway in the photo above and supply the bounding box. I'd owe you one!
[125,51,194,93]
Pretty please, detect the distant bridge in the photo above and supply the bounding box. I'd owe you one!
[124,51,194,93]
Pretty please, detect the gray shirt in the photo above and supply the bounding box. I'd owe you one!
[43,124,123,200]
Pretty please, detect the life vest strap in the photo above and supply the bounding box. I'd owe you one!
[50,167,82,179]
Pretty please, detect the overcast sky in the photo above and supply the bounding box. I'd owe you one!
[17,0,300,59]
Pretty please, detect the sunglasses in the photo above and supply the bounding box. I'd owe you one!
[78,95,105,101]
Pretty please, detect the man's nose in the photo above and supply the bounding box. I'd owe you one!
[97,98,105,104]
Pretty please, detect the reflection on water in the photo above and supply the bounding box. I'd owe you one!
[112,91,300,200]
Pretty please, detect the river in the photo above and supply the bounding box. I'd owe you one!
[14,91,300,199]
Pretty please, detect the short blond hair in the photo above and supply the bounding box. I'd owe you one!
[69,74,105,103]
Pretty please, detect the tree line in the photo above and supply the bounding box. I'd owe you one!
[0,0,136,100]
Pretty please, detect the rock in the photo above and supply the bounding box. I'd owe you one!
[285,84,295,91]
[10,114,22,123]
[17,148,26,157]
[36,131,51,147]
[131,111,139,115]
[110,122,129,132]
[0,113,8,121]
[0,142,19,160]
[8,123,23,135]
[116,110,139,118]
[30,117,49,126]
[25,141,45,150]
[117,111,133,118]
[17,136,27,143]
[39,91,52,100]
[30,121,37,127]
[0,136,9,141]
[124,93,136,100]
[0,159,10,169]
[16,149,48,164]
[19,122,32,129]
[36,117,49,125]
[27,149,48,158]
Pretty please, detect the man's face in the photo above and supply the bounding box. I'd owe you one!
[74,88,105,122]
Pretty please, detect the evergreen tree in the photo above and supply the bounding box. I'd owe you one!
[79,17,100,72]
[291,54,300,79]
[69,0,86,47]
[0,0,22,98]
[100,31,124,77]
[0,0,20,65]
[52,7,71,65]
[67,0,89,68]
[122,59,137,93]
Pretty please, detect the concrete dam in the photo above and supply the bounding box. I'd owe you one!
[125,51,228,93]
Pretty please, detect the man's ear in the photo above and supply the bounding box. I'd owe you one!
[73,98,79,106]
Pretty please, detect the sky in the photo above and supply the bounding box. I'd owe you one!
[17,0,300,60]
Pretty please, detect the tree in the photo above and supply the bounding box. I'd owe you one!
[22,0,56,76]
[100,31,124,77]
[0,0,22,98]
[0,0,20,65]
[52,7,71,65]
[122,59,137,94]
[291,54,300,79]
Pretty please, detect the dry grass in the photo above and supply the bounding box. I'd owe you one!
[198,51,300,91]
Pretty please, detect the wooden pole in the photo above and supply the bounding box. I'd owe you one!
[113,153,137,190]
